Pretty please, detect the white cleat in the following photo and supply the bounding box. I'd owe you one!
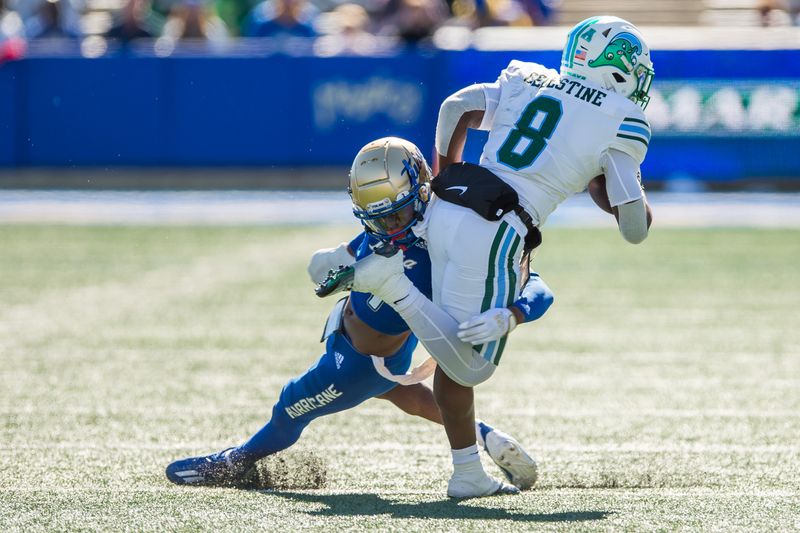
[447,460,521,499]
[478,421,538,490]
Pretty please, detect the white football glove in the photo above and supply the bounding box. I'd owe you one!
[352,249,413,305]
[457,307,518,345]
[307,242,354,284]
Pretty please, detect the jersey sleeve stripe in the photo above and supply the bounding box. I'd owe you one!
[616,133,649,147]
[623,117,650,128]
[618,123,651,140]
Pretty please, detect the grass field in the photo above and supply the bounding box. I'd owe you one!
[1,224,799,532]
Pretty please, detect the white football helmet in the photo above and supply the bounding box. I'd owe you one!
[560,16,654,109]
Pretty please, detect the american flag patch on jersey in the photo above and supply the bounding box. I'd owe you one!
[574,49,587,61]
[616,117,651,147]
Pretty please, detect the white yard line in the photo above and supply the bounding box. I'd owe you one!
[0,191,799,227]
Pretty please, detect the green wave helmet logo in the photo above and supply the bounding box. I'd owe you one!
[588,32,642,73]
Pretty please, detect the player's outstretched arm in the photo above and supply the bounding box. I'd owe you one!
[307,235,361,284]
[615,198,651,244]
[457,273,554,345]
[352,250,497,387]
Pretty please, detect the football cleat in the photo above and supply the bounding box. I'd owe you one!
[315,242,399,298]
[315,264,355,298]
[165,447,256,488]
[447,459,521,499]
[478,421,538,490]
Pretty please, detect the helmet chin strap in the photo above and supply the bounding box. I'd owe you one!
[389,227,423,251]
[390,234,409,252]
[367,194,428,251]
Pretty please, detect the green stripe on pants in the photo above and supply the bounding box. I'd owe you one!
[481,221,510,313]
[477,222,510,358]
[491,233,521,366]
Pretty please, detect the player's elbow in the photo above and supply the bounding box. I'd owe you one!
[542,290,555,311]
[440,93,456,108]
[438,95,459,121]
[527,291,554,322]
[620,225,648,244]
[435,98,459,157]
[523,274,555,320]
[616,199,649,244]
[307,242,354,283]
[536,287,555,316]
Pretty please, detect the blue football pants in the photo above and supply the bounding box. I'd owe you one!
[237,332,415,458]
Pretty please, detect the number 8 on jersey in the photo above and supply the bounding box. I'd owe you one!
[497,96,563,170]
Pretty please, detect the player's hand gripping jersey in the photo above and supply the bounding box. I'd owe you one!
[321,230,552,337]
[479,60,650,226]
[347,232,432,335]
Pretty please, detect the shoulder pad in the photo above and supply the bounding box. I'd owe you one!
[609,106,651,164]
[500,60,557,83]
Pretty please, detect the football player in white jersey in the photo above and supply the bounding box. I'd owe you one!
[351,16,655,498]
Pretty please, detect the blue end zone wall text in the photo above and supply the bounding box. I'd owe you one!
[0,48,798,181]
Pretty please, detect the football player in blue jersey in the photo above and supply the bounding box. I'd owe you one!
[165,138,554,496]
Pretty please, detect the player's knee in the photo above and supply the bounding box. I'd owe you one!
[455,372,491,388]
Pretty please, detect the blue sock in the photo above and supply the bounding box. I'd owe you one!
[475,420,494,450]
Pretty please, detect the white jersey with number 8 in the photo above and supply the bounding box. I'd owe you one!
[479,60,650,226]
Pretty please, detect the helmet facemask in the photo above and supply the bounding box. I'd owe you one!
[353,183,427,245]
[630,62,654,109]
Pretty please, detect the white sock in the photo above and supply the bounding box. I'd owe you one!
[451,444,480,466]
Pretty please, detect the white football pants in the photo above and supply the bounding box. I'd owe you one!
[426,199,527,364]
[389,199,527,386]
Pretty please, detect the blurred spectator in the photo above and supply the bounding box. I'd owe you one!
[759,0,800,25]
[475,0,529,27]
[1,0,22,39]
[160,0,229,41]
[106,0,162,42]
[376,0,446,46]
[0,0,26,61]
[215,0,259,36]
[518,0,556,25]
[22,0,83,39]
[242,0,318,38]
[449,0,555,28]
[314,3,385,56]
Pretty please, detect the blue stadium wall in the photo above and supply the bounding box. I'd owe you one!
[0,48,799,182]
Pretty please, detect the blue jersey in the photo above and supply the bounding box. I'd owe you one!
[348,232,433,336]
